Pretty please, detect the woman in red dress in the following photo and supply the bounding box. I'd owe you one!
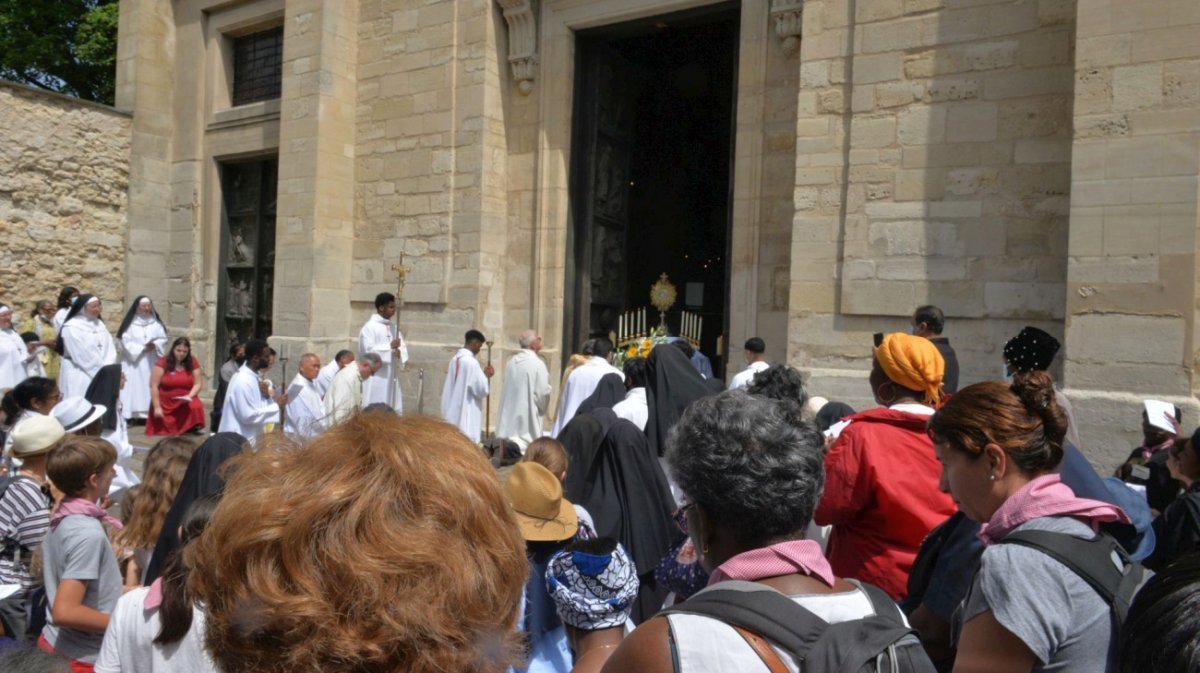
[147,337,207,436]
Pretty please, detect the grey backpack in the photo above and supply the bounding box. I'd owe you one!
[662,579,936,673]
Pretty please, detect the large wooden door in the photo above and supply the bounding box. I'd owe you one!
[569,41,643,349]
[217,158,277,363]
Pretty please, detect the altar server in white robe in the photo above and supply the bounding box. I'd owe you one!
[358,292,409,412]
[440,330,493,443]
[495,330,551,452]
[550,337,623,437]
[315,349,354,398]
[284,353,328,440]
[56,294,117,398]
[0,304,30,390]
[116,296,167,420]
[218,339,283,440]
[326,353,380,425]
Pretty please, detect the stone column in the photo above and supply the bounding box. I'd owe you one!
[273,0,359,358]
[1062,0,1200,465]
[116,0,176,312]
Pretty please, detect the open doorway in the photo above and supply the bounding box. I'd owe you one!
[566,1,739,377]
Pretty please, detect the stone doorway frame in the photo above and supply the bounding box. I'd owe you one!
[528,0,776,368]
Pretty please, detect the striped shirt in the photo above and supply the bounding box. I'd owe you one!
[0,476,51,588]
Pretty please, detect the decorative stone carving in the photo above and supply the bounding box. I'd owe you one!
[770,0,804,55]
[497,0,537,94]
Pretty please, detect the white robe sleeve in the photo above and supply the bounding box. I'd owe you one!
[534,361,551,416]
[64,321,116,378]
[119,327,143,361]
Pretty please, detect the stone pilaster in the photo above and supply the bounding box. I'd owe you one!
[116,0,176,312]
[1062,0,1200,466]
[273,0,359,359]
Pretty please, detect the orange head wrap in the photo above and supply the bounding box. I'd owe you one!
[874,333,945,406]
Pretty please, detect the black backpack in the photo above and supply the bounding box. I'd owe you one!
[995,530,1146,632]
[662,579,937,673]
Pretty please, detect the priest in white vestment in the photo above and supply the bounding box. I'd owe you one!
[358,292,410,412]
[550,337,623,437]
[116,296,168,420]
[612,355,650,431]
[57,295,117,398]
[326,354,380,425]
[494,330,551,452]
[0,304,30,390]
[284,353,328,440]
[315,349,354,399]
[440,330,493,443]
[218,339,282,441]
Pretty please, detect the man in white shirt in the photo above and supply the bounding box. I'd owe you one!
[325,353,381,425]
[314,349,354,399]
[358,293,409,412]
[284,353,327,440]
[612,355,649,431]
[218,339,284,441]
[440,330,494,443]
[495,330,551,452]
[550,337,624,437]
[728,337,769,391]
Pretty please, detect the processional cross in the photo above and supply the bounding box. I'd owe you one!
[387,254,411,407]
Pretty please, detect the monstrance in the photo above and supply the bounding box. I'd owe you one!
[649,273,677,334]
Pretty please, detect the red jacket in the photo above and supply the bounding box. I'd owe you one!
[814,407,956,600]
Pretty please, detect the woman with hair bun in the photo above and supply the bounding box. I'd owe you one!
[928,372,1141,673]
[187,414,527,673]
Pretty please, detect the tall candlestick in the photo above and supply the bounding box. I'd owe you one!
[698,316,703,341]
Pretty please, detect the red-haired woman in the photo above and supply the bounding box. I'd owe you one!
[928,372,1143,673]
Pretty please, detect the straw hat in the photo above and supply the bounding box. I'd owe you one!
[10,415,66,457]
[506,462,578,542]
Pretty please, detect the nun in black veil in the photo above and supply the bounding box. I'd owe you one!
[644,342,716,457]
[558,406,677,623]
[143,432,247,583]
[573,372,625,416]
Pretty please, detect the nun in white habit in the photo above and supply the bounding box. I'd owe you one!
[56,294,117,398]
[0,303,30,390]
[116,296,168,419]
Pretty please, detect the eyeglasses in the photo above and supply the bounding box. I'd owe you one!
[673,503,696,535]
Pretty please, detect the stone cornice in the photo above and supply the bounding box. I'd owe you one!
[497,0,538,94]
[770,0,804,55]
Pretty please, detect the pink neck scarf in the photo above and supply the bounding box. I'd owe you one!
[978,473,1129,546]
[1140,437,1175,461]
[144,577,165,610]
[707,539,835,587]
[50,496,124,531]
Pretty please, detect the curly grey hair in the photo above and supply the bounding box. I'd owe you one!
[666,390,825,549]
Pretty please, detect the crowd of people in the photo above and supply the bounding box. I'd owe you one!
[0,290,1198,672]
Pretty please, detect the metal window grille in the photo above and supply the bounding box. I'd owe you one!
[231,27,283,106]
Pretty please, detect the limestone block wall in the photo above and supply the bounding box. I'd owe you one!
[1062,0,1200,467]
[788,0,1076,406]
[355,0,511,412]
[0,82,132,311]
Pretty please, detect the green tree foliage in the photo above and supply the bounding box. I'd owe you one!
[0,0,120,105]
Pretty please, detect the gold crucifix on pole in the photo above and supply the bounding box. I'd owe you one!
[387,254,410,408]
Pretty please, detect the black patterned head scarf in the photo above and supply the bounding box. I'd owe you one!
[1003,326,1061,373]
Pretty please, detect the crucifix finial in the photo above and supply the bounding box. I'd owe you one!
[392,253,411,302]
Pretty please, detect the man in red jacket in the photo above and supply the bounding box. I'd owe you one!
[815,333,956,600]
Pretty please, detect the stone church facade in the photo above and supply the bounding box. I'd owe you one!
[104,0,1200,465]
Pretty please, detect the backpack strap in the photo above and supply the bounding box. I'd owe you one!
[996,530,1143,625]
[662,581,830,659]
[730,625,790,673]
